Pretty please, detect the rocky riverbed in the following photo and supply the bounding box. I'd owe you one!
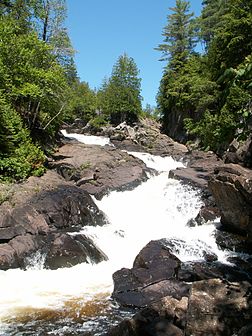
[1,117,252,335]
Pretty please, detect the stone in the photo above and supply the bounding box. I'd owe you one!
[44,233,108,269]
[50,143,149,199]
[208,164,252,240]
[29,185,106,230]
[112,240,189,308]
[237,323,252,336]
[169,150,222,191]
[185,279,252,336]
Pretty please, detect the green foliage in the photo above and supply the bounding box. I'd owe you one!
[88,115,108,132]
[0,17,68,137]
[98,54,142,125]
[65,81,97,123]
[157,0,252,152]
[0,94,45,182]
[156,0,195,70]
[0,3,75,182]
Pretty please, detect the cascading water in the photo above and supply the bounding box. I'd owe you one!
[0,133,230,335]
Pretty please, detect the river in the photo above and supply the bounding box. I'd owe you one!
[0,133,229,335]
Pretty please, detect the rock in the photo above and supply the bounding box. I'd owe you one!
[208,163,252,240]
[112,240,189,308]
[237,135,252,167]
[185,279,252,336]
[0,185,108,270]
[108,296,187,336]
[0,243,17,269]
[100,118,188,159]
[195,206,220,224]
[29,185,106,230]
[223,135,252,168]
[0,234,43,269]
[50,143,149,199]
[215,229,252,254]
[178,261,252,283]
[44,233,108,269]
[237,323,252,336]
[169,150,222,191]
[0,204,49,239]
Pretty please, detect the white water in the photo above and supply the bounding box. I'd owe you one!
[0,134,229,334]
[61,129,112,146]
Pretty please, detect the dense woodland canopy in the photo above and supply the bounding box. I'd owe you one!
[157,0,252,153]
[0,0,251,181]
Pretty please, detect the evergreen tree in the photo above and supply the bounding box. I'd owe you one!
[156,0,195,140]
[99,54,142,125]
[156,0,194,70]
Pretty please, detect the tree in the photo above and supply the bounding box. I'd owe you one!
[199,0,228,49]
[66,81,97,123]
[156,0,195,70]
[99,54,142,125]
[0,17,68,138]
[156,0,195,140]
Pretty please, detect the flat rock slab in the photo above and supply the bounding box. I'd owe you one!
[50,142,149,199]
[169,150,223,190]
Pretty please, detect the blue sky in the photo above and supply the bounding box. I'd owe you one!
[66,1,202,107]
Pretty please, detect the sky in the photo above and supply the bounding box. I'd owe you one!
[66,0,202,107]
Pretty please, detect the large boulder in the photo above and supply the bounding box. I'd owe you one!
[208,164,252,240]
[44,233,108,269]
[224,135,252,168]
[185,279,252,336]
[29,185,106,230]
[112,240,189,308]
[0,184,108,270]
[50,142,149,199]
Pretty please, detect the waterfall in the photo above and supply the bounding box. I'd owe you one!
[0,134,229,335]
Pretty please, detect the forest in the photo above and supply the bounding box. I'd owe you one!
[0,0,251,181]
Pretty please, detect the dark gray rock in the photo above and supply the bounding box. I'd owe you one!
[185,279,252,336]
[50,143,149,199]
[44,233,108,269]
[29,185,106,230]
[208,163,252,241]
[112,240,188,308]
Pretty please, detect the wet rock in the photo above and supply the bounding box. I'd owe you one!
[188,206,221,226]
[0,185,108,270]
[178,261,252,283]
[208,163,252,240]
[44,233,108,269]
[132,240,181,282]
[108,296,187,336]
[0,234,43,270]
[50,143,149,199]
[29,185,106,230]
[169,150,222,191]
[0,243,17,269]
[185,279,252,336]
[215,229,252,254]
[112,240,189,308]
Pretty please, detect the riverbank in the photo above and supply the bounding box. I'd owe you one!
[1,117,252,335]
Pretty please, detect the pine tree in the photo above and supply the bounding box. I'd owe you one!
[156,0,195,140]
[99,53,142,125]
[156,0,194,71]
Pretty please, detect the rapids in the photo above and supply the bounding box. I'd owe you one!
[0,134,229,335]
